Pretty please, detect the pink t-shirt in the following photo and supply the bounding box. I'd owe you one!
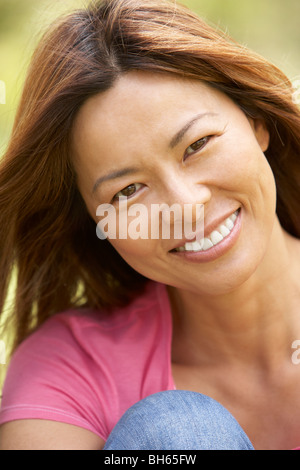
[0,281,175,441]
[1,280,299,450]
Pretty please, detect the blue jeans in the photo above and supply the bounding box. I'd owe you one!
[103,390,255,450]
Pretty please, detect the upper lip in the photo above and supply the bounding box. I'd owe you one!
[169,207,240,251]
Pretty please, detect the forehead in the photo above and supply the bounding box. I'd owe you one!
[71,71,241,192]
[77,71,215,119]
[72,71,233,144]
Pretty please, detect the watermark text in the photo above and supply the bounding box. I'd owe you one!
[96,201,205,243]
[292,340,300,365]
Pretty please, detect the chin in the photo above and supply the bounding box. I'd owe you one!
[176,246,268,296]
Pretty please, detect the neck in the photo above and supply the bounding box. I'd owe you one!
[169,223,300,374]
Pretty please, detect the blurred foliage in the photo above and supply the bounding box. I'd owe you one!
[0,0,299,154]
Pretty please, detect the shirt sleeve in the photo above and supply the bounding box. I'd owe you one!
[0,313,107,441]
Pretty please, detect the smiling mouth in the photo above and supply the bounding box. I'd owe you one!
[170,208,241,253]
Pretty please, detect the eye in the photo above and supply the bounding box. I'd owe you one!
[184,136,211,160]
[113,183,143,201]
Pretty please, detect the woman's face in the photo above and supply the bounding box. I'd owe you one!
[72,71,276,295]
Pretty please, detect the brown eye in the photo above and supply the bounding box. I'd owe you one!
[114,183,143,201]
[185,136,210,158]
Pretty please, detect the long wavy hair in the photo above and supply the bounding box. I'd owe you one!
[0,0,299,356]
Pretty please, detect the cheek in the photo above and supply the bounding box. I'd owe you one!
[107,211,161,262]
[109,237,155,257]
[109,237,165,280]
[213,132,276,203]
[97,202,168,258]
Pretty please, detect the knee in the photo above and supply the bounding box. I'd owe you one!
[104,390,254,450]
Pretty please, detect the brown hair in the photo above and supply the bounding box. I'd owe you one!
[1,0,300,355]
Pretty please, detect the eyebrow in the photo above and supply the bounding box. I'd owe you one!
[92,112,218,194]
[169,112,218,149]
[92,167,139,194]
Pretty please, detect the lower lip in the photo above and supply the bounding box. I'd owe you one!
[169,209,242,264]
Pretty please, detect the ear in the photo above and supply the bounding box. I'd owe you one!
[248,118,270,153]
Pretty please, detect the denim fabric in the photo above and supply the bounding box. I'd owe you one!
[103,390,255,450]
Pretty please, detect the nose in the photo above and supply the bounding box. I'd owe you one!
[162,172,211,209]
[160,175,212,237]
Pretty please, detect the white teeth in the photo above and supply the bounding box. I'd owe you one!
[219,224,231,237]
[192,241,203,251]
[185,242,194,251]
[182,241,203,252]
[202,238,213,250]
[210,230,224,246]
[225,218,234,230]
[174,209,240,253]
[230,212,238,223]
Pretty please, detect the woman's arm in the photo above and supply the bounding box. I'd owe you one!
[0,420,105,450]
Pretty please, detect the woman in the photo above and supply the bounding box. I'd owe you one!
[0,0,300,450]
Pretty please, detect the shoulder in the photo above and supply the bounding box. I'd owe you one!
[14,280,164,354]
[0,281,172,441]
[2,281,169,387]
[29,280,167,355]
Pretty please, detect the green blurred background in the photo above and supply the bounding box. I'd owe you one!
[0,0,300,156]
